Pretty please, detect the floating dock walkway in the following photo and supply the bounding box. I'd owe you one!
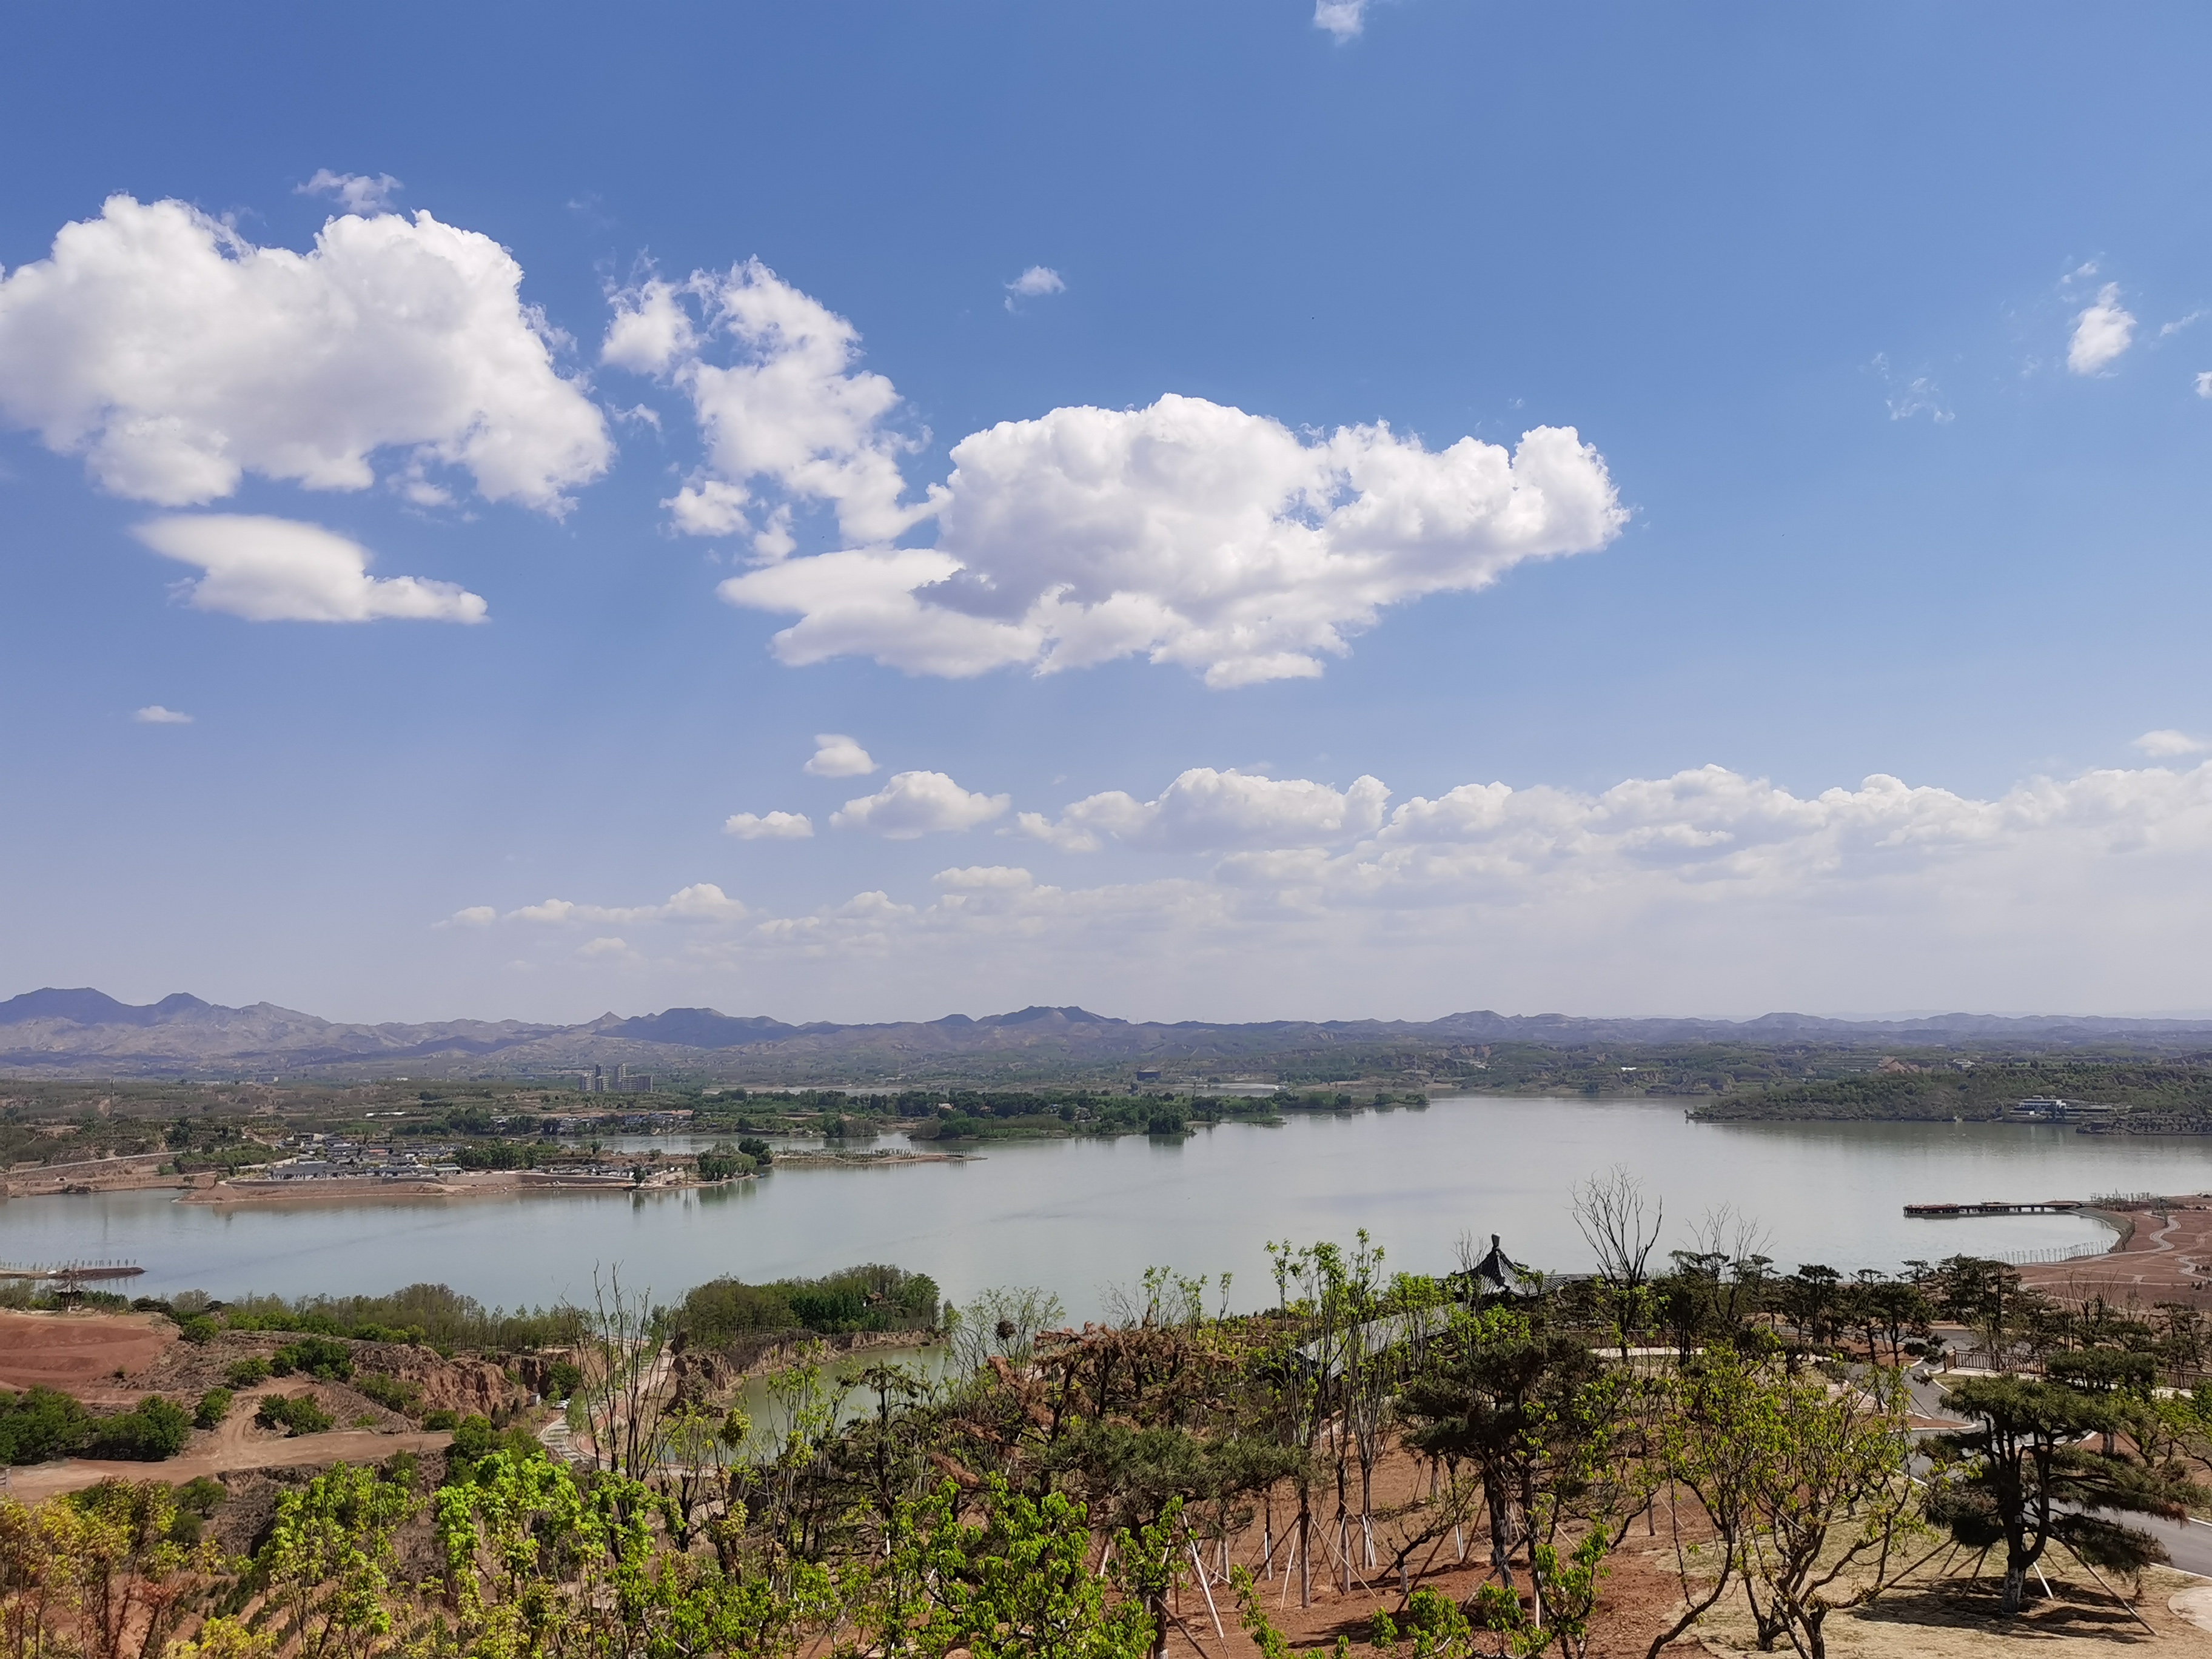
[0,1259,146,1281]
[1903,1199,2082,1218]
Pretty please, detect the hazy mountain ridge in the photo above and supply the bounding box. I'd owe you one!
[5,987,2212,1079]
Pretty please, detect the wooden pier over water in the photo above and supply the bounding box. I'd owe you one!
[0,1259,146,1281]
[1902,1199,2082,1218]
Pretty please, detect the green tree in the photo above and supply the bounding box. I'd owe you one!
[260,1463,415,1659]
[1930,1375,2202,1615]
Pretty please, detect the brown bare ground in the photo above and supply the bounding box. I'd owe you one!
[2023,1198,2212,1308]
[1140,1441,2212,1659]
[0,1309,173,1396]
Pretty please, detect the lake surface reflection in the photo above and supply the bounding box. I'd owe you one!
[3,1099,2205,1321]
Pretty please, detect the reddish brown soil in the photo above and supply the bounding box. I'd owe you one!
[2022,1198,2212,1307]
[0,1309,174,1398]
[1131,1443,1711,1659]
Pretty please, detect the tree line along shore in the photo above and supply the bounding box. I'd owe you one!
[9,1176,2212,1655]
[0,1082,1441,1198]
[21,1048,2212,1190]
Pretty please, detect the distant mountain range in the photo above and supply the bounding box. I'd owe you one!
[4,986,2212,1082]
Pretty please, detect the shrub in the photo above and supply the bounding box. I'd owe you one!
[442,1412,543,1484]
[84,1396,192,1460]
[355,1373,423,1416]
[422,1408,458,1430]
[255,1393,333,1436]
[194,1387,234,1429]
[224,1357,272,1388]
[176,1475,226,1516]
[0,1386,92,1464]
[270,1335,354,1382]
[178,1315,220,1345]
[545,1359,583,1401]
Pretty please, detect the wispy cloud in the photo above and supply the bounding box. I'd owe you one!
[296,169,403,213]
[2133,729,2208,757]
[1871,354,1953,424]
[133,705,193,725]
[723,811,814,840]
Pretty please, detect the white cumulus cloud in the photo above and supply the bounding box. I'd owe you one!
[453,756,2212,1017]
[133,704,193,724]
[2197,370,2212,399]
[803,733,878,777]
[720,395,1622,688]
[601,263,927,549]
[1018,768,1390,852]
[2068,283,2136,376]
[830,771,1010,839]
[0,195,611,511]
[2133,729,2208,758]
[132,515,486,623]
[1004,266,1065,311]
[297,170,402,213]
[723,810,814,839]
[1314,0,1372,38]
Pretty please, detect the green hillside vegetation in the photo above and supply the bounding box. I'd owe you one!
[674,1263,941,1344]
[1692,1059,2212,1124]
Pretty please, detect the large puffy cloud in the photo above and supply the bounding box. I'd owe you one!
[602,264,928,548]
[132,514,486,623]
[608,261,1623,688]
[0,196,610,510]
[830,771,1010,838]
[720,396,1623,687]
[449,757,2212,1016]
[1018,768,1389,852]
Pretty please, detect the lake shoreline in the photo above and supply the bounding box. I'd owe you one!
[4,1100,2201,1317]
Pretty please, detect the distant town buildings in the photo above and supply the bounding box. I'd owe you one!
[2007,1097,2116,1123]
[572,1065,655,1094]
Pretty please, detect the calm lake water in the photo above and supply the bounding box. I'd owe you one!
[4,1099,2207,1321]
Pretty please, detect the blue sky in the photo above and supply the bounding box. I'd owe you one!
[3,2,2211,1024]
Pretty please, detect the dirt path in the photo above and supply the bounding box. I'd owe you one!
[4,1370,451,1501]
[7,1425,451,1502]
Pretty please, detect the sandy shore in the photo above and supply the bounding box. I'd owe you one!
[175,1169,720,1205]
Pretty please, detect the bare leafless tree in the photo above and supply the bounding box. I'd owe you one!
[1573,1167,1664,1359]
[947,1284,1067,1377]
[577,1265,669,1482]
